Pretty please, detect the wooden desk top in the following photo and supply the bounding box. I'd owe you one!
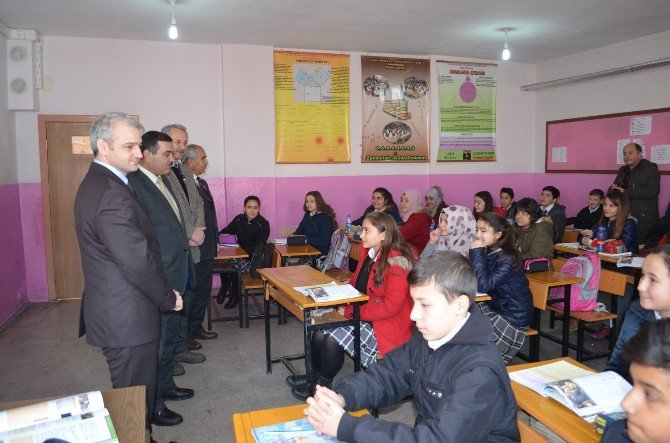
[526,270,584,287]
[216,246,249,260]
[258,265,368,309]
[508,358,600,443]
[232,403,368,443]
[275,244,321,257]
[0,386,146,443]
[475,294,491,302]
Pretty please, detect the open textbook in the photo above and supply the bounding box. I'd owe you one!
[253,418,343,443]
[509,360,632,422]
[294,282,360,302]
[0,391,118,443]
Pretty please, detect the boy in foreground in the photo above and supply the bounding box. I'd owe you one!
[304,251,519,442]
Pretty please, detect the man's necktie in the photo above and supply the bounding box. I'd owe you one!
[157,176,181,221]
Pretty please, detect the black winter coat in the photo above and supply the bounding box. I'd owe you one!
[219,214,270,255]
[469,247,533,327]
[334,304,519,442]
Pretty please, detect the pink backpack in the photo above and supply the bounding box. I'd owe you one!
[549,251,601,311]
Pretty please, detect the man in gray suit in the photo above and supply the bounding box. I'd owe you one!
[162,124,207,365]
[75,112,182,430]
[128,131,196,426]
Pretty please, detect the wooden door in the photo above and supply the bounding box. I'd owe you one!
[42,117,96,299]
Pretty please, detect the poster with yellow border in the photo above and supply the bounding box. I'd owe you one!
[274,51,350,163]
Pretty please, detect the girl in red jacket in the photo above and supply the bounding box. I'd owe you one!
[288,211,416,400]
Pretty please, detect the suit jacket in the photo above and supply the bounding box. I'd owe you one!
[195,176,219,261]
[128,170,194,294]
[544,204,567,244]
[74,162,176,348]
[165,163,205,263]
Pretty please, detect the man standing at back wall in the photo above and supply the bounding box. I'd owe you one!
[162,123,207,367]
[74,112,182,430]
[184,144,219,341]
[612,142,660,243]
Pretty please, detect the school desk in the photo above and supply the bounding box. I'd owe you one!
[208,246,249,328]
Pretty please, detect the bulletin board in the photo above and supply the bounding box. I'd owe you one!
[545,107,670,174]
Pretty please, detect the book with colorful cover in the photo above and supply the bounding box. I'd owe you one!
[252,418,343,442]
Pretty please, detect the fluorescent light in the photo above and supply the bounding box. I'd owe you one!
[501,29,511,61]
[169,17,178,39]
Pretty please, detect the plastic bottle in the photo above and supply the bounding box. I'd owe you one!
[346,215,352,234]
[595,226,608,253]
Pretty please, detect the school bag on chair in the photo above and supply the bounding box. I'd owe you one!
[249,242,275,279]
[318,229,350,271]
[549,251,601,311]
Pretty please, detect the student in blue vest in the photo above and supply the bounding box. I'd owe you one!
[293,191,337,257]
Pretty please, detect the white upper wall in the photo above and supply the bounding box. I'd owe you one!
[534,30,670,171]
[0,34,18,185]
[14,36,536,183]
[16,36,224,183]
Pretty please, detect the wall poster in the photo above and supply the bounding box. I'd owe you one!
[361,56,430,163]
[437,60,497,161]
[274,50,351,163]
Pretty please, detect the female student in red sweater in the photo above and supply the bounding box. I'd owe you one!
[398,188,431,255]
[473,190,506,221]
[287,211,416,400]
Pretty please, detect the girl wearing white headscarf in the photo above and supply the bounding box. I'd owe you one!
[399,189,432,255]
[420,205,477,258]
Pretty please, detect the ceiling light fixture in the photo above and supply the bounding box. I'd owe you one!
[168,0,178,40]
[501,28,511,61]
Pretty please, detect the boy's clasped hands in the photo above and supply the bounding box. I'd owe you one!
[303,384,346,437]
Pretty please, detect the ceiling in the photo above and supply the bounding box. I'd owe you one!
[1,0,670,63]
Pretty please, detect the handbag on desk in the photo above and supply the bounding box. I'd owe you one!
[287,235,308,246]
[523,257,550,273]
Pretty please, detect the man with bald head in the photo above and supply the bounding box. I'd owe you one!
[612,142,660,243]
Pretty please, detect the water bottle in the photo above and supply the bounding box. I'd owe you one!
[346,215,352,234]
[595,226,607,253]
[430,220,436,232]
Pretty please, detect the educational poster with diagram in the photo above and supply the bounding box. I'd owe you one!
[274,50,351,163]
[361,56,430,162]
[437,61,497,161]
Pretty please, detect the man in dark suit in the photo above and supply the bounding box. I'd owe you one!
[539,185,568,244]
[74,112,182,431]
[184,144,219,341]
[128,131,196,426]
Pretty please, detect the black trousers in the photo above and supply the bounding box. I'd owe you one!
[155,311,181,413]
[174,289,194,356]
[102,339,158,427]
[189,259,214,335]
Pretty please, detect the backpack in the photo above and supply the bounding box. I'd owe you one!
[549,251,601,311]
[318,230,350,271]
[249,242,275,279]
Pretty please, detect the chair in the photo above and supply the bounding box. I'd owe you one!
[561,231,579,243]
[547,258,627,362]
[240,248,281,328]
[518,419,549,443]
[515,281,545,362]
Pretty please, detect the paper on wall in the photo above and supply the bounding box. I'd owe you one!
[630,116,652,136]
[651,145,670,164]
[552,146,567,163]
[616,139,646,165]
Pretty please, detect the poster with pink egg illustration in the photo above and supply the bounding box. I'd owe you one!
[437,61,497,162]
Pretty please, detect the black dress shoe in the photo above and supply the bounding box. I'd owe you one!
[223,292,239,309]
[163,387,195,401]
[187,339,202,350]
[291,385,311,401]
[286,374,309,390]
[152,407,183,426]
[192,330,218,340]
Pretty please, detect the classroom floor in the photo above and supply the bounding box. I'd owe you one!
[0,296,610,442]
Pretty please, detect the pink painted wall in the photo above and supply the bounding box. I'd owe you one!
[0,184,28,327]
[19,183,48,302]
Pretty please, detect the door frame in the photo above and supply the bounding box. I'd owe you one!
[39,114,97,300]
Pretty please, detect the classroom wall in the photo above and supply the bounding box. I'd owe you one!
[0,34,29,327]
[533,30,670,216]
